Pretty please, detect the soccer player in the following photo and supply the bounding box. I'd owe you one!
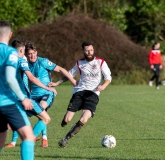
[148,42,163,89]
[5,39,56,148]
[0,20,35,159]
[25,42,76,147]
[49,41,112,147]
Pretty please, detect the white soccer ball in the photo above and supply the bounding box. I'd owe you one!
[101,135,116,148]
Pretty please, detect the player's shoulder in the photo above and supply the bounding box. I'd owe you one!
[38,56,49,63]
[5,46,17,58]
[95,56,105,61]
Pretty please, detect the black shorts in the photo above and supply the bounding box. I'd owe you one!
[67,90,99,117]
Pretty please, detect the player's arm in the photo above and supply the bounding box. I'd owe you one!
[53,65,76,86]
[97,62,112,92]
[48,76,68,87]
[25,70,57,94]
[5,66,33,110]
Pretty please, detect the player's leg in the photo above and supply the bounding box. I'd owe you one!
[33,111,50,148]
[5,131,19,148]
[59,92,83,147]
[61,111,75,127]
[39,94,54,147]
[17,125,35,160]
[0,109,8,150]
[0,131,7,150]
[2,104,35,159]
[155,64,160,89]
[59,91,99,147]
[59,110,90,147]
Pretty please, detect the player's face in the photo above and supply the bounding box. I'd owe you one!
[83,45,95,61]
[26,49,37,63]
[155,43,160,50]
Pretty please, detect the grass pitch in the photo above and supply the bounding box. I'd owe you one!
[1,85,165,160]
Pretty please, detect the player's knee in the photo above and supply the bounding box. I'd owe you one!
[43,117,51,124]
[65,117,72,123]
[80,118,88,124]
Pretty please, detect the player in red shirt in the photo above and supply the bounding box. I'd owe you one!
[148,42,163,89]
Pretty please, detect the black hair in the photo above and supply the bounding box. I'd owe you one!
[11,39,24,48]
[82,41,93,50]
[152,42,159,50]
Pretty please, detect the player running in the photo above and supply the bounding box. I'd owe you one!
[0,20,35,160]
[49,41,112,147]
[6,39,56,148]
[25,42,76,147]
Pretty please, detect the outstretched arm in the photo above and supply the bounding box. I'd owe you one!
[53,65,76,86]
[48,76,69,87]
[25,70,57,94]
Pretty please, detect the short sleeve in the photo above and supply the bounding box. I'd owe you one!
[42,58,56,71]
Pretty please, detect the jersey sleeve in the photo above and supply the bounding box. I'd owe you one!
[101,61,112,82]
[148,50,153,65]
[42,58,56,71]
[20,59,30,71]
[6,49,18,68]
[69,63,80,77]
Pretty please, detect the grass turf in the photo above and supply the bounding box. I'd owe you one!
[1,85,165,160]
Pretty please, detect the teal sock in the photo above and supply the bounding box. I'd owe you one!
[42,125,47,136]
[33,120,46,137]
[0,148,2,152]
[12,131,19,142]
[21,140,34,160]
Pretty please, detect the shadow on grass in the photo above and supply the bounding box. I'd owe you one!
[117,138,165,140]
[35,155,156,160]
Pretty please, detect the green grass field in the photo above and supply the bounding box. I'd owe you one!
[1,85,165,160]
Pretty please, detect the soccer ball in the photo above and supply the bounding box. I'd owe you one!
[101,135,116,148]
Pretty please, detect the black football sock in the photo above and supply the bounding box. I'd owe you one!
[65,120,84,140]
[61,115,67,127]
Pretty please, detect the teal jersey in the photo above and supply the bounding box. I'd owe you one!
[0,42,19,107]
[28,57,56,96]
[16,57,31,98]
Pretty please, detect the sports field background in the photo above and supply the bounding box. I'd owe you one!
[1,85,165,160]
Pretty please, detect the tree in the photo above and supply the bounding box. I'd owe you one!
[0,0,39,30]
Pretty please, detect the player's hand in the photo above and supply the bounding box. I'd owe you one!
[160,65,163,69]
[47,87,57,95]
[71,79,77,86]
[96,85,105,92]
[150,65,154,69]
[48,82,58,87]
[21,98,33,110]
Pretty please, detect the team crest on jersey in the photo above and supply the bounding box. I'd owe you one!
[21,63,28,67]
[9,53,18,62]
[47,60,53,66]
[92,64,97,70]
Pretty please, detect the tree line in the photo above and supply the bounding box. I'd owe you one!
[1,0,165,48]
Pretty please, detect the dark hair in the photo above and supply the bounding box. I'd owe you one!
[18,38,28,45]
[82,41,93,50]
[11,39,24,48]
[25,42,37,53]
[152,42,159,50]
[0,20,11,28]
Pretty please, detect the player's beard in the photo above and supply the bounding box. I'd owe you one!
[84,54,95,62]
